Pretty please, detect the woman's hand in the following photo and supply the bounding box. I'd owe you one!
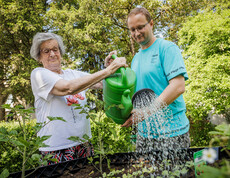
[104,50,117,68]
[106,57,127,75]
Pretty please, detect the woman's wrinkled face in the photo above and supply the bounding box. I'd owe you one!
[39,39,62,73]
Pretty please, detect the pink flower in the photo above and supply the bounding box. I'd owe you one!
[66,93,84,106]
[74,94,85,100]
[66,96,79,106]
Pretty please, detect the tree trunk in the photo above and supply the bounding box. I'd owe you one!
[0,86,9,121]
[129,34,135,57]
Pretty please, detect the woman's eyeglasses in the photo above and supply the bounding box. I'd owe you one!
[40,48,60,55]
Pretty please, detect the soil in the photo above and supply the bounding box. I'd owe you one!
[59,163,130,178]
[58,161,196,178]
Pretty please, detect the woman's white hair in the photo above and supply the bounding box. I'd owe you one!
[30,32,65,61]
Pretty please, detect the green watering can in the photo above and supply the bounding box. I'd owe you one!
[103,55,136,124]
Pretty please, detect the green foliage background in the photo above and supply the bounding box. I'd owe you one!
[0,0,218,114]
[0,120,37,173]
[178,4,230,146]
[0,0,229,173]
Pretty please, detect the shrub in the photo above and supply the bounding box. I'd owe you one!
[0,119,37,173]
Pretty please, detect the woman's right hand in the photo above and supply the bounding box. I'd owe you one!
[106,56,128,75]
[104,50,117,68]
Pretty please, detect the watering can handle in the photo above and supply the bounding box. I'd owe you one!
[121,89,133,119]
[111,54,127,85]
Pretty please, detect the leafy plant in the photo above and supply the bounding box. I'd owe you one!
[68,90,133,176]
[101,159,194,177]
[209,124,230,149]
[0,104,66,178]
[178,3,230,147]
[198,124,230,177]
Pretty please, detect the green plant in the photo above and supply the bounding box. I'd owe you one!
[101,160,194,177]
[189,118,214,147]
[0,120,36,173]
[68,90,133,176]
[0,104,66,178]
[179,3,230,147]
[198,124,230,177]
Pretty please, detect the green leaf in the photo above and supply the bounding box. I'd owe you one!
[209,131,224,135]
[110,128,117,138]
[50,158,58,162]
[0,127,8,134]
[68,136,81,142]
[11,139,25,147]
[31,154,41,161]
[0,168,10,178]
[82,134,90,140]
[162,170,169,176]
[87,157,93,163]
[8,130,18,135]
[71,104,81,107]
[94,121,103,126]
[79,110,87,114]
[40,135,52,142]
[74,106,83,110]
[0,135,8,142]
[17,138,30,147]
[180,168,188,174]
[47,116,66,122]
[215,124,229,132]
[1,104,11,109]
[43,154,53,159]
[93,155,99,159]
[40,160,48,166]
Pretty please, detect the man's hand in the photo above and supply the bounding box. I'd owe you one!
[121,99,163,128]
[121,109,145,128]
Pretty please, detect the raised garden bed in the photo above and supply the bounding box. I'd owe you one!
[10,147,229,178]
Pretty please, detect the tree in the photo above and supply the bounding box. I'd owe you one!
[0,0,47,120]
[46,0,213,71]
[0,0,216,121]
[178,3,230,145]
[155,0,217,43]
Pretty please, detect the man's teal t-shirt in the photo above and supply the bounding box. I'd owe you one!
[131,38,190,138]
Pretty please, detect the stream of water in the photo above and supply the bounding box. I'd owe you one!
[131,89,190,177]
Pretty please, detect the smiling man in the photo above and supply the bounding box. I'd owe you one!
[121,7,190,152]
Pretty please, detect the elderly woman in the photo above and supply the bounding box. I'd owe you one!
[30,32,127,164]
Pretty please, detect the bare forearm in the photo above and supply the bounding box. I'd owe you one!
[70,69,109,94]
[90,81,103,90]
[51,56,127,96]
[51,68,110,96]
[158,75,185,105]
[122,76,185,128]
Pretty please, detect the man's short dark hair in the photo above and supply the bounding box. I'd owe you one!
[127,7,152,23]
